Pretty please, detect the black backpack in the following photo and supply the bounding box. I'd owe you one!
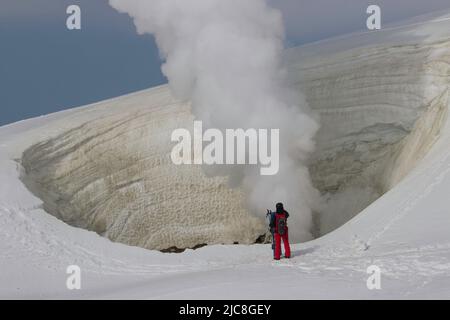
[277,214,287,236]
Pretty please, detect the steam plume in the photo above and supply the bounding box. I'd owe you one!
[109,0,320,242]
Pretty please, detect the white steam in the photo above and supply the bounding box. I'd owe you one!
[109,0,320,242]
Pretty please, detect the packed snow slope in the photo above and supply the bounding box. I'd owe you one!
[1,11,450,298]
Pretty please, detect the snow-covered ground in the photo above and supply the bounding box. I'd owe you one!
[2,11,450,299]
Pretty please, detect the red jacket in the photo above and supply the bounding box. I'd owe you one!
[270,211,289,234]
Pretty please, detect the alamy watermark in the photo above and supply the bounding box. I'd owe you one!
[366,265,381,290]
[171,121,279,176]
[65,4,380,32]
[66,5,81,30]
[367,5,381,30]
[66,265,81,290]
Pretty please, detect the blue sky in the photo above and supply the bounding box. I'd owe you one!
[1,0,450,126]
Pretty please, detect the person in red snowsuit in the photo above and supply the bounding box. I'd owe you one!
[269,202,291,260]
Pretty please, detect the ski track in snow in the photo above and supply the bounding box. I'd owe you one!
[367,146,450,247]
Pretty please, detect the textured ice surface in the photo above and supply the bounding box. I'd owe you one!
[288,37,450,235]
[20,88,264,250]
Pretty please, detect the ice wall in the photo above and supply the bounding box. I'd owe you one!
[288,39,450,235]
[20,88,265,251]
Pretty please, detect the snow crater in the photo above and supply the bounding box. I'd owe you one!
[19,39,450,250]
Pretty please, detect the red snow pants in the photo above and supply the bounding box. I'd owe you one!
[274,230,291,259]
